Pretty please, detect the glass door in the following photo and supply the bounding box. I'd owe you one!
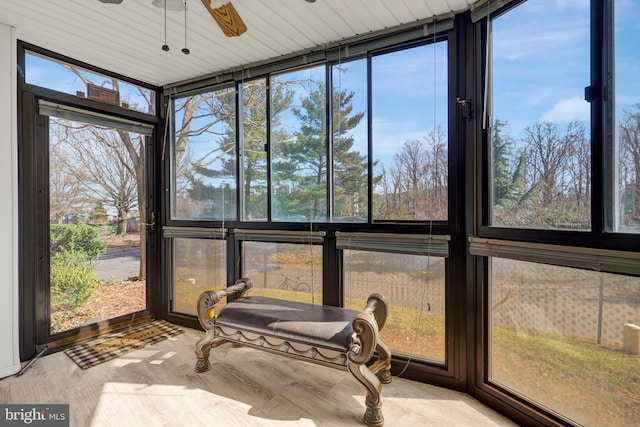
[40,110,152,339]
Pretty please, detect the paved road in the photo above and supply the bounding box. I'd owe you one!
[95,247,140,281]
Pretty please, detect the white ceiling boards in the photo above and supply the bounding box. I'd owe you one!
[2,0,475,86]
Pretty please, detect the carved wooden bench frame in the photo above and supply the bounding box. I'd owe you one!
[194,278,392,427]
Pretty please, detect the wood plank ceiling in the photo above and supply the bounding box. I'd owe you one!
[1,0,476,87]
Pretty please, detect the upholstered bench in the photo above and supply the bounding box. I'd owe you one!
[194,278,392,427]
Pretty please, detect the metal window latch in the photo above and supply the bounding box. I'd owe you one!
[584,85,594,102]
[456,98,473,122]
[142,212,156,231]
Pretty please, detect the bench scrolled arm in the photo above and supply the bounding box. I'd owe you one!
[348,293,388,365]
[349,312,379,364]
[364,293,388,331]
[197,278,253,331]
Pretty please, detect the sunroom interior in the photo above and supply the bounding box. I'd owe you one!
[1,0,639,426]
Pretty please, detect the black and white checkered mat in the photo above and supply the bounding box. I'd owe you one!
[64,320,184,369]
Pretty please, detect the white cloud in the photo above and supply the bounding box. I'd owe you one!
[540,96,590,122]
[371,119,427,163]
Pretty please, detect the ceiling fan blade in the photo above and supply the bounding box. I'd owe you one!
[201,0,247,37]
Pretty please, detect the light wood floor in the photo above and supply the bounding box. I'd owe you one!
[0,326,518,427]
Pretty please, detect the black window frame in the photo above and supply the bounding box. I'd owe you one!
[472,1,640,426]
[477,0,637,251]
[17,41,161,360]
[161,23,462,386]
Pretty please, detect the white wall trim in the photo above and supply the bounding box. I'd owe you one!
[0,21,21,378]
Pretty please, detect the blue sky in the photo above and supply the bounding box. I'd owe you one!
[371,43,448,160]
[492,0,590,140]
[492,0,640,142]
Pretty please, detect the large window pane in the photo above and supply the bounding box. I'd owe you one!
[372,42,448,221]
[172,238,226,315]
[344,250,445,363]
[242,241,322,304]
[490,258,640,426]
[270,66,327,222]
[26,51,155,115]
[241,78,268,221]
[332,59,368,222]
[172,87,237,220]
[614,1,640,232]
[491,1,591,229]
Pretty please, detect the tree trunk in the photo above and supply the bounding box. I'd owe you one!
[116,209,127,235]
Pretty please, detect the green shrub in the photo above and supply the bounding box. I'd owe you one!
[50,251,95,310]
[50,224,106,260]
[49,224,104,311]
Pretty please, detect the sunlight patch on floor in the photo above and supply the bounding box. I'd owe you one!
[90,382,318,427]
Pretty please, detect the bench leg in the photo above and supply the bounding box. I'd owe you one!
[194,329,215,373]
[348,362,384,427]
[375,338,392,384]
[367,339,392,385]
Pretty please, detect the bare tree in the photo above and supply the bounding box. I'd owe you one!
[392,139,430,219]
[525,121,579,205]
[568,130,591,212]
[379,125,448,220]
[377,164,400,218]
[508,121,589,228]
[56,121,139,231]
[619,103,640,224]
[425,125,448,219]
[49,141,86,224]
[174,89,236,178]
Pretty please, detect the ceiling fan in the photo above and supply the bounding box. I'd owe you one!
[98,0,316,38]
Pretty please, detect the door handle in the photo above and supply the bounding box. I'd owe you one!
[142,212,156,231]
